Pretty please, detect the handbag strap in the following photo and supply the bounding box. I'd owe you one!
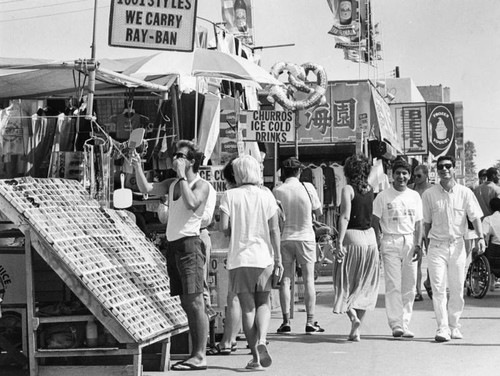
[301,182,315,220]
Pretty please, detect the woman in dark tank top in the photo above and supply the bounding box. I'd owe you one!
[332,154,380,342]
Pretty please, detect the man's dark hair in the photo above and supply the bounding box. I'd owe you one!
[436,155,455,167]
[282,166,301,180]
[478,169,487,179]
[490,197,500,213]
[175,140,199,171]
[392,157,411,174]
[486,167,498,181]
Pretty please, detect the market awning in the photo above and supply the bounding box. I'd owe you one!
[370,86,402,152]
[122,49,283,87]
[0,57,176,99]
[0,49,283,100]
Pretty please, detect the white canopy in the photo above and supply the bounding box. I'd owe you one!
[0,49,282,100]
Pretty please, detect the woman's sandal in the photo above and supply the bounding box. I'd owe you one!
[206,343,232,356]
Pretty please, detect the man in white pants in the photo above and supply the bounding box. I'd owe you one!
[422,155,485,342]
[373,158,423,338]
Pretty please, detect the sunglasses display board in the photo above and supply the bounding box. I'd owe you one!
[0,177,188,375]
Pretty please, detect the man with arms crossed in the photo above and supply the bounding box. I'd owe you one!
[422,155,485,342]
[132,140,210,370]
[273,157,325,334]
[373,158,423,338]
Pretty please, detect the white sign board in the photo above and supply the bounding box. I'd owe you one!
[108,0,198,52]
[199,166,227,193]
[240,110,295,143]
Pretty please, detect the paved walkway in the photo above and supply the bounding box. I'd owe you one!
[175,254,500,376]
[3,259,499,376]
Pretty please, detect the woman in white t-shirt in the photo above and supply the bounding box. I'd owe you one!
[219,155,282,371]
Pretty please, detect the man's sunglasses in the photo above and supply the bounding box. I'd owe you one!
[414,174,423,178]
[173,152,188,159]
[437,163,453,170]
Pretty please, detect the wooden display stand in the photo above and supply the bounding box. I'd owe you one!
[0,177,190,376]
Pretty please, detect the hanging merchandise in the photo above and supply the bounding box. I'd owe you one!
[0,100,31,178]
[83,137,112,206]
[109,107,149,142]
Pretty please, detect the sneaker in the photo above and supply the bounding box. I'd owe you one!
[435,329,451,342]
[305,321,325,333]
[392,327,404,337]
[402,329,415,338]
[276,322,291,333]
[414,293,423,302]
[451,328,463,339]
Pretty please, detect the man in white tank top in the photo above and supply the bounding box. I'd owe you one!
[132,140,210,371]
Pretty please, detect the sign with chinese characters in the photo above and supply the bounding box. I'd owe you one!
[108,0,198,52]
[391,103,428,155]
[427,103,455,158]
[296,80,372,143]
[239,110,295,143]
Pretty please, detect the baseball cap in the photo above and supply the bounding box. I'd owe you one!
[282,157,304,169]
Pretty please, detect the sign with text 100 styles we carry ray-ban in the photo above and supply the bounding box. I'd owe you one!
[239,110,296,143]
[109,0,198,52]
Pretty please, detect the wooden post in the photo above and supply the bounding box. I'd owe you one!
[24,229,38,376]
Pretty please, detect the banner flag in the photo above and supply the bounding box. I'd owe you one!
[327,0,381,64]
[221,0,255,46]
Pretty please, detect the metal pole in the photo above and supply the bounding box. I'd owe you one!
[86,0,99,120]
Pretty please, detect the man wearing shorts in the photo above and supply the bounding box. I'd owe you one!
[273,157,325,334]
[132,140,210,370]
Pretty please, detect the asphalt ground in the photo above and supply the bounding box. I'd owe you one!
[3,254,499,376]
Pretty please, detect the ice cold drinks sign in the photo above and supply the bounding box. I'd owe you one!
[241,110,295,143]
[109,0,197,52]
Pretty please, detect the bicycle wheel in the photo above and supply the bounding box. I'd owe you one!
[468,255,491,299]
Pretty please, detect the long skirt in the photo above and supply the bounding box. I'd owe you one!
[332,228,380,314]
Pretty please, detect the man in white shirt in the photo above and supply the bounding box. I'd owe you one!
[373,158,423,338]
[422,155,485,343]
[273,157,325,334]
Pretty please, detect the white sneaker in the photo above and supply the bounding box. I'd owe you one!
[451,328,463,339]
[402,329,415,338]
[435,328,451,342]
[392,327,404,337]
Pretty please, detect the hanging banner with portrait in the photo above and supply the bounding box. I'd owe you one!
[427,103,455,159]
[220,0,255,46]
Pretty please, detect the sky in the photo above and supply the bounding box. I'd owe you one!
[1,0,499,170]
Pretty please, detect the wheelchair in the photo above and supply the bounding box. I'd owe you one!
[465,243,500,299]
[465,251,490,299]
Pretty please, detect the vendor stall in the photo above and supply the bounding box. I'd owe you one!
[0,177,187,375]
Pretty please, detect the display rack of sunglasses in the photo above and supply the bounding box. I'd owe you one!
[0,177,189,376]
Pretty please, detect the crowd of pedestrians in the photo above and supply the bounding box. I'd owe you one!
[132,142,500,371]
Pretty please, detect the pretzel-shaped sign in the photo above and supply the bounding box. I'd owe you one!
[267,62,327,111]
